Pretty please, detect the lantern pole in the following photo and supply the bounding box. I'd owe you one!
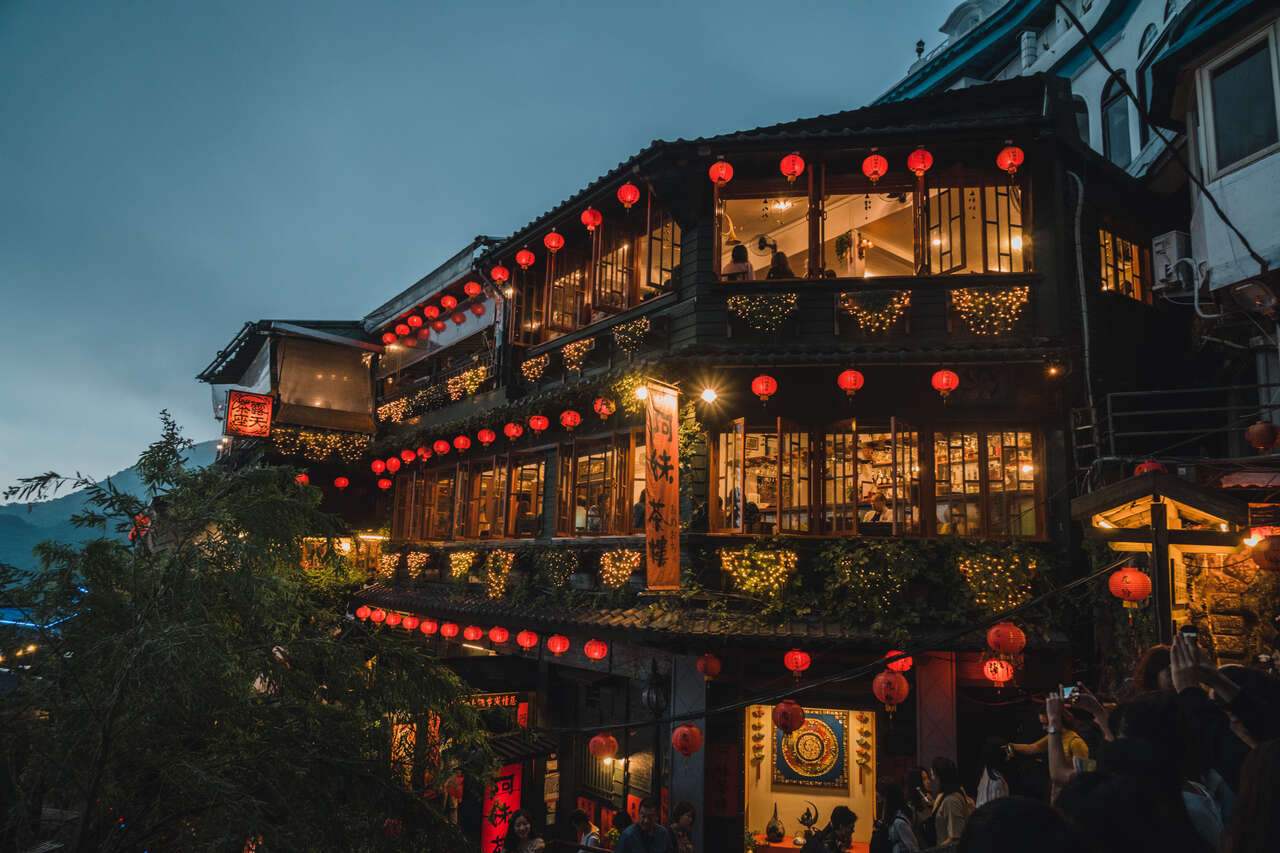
[1151,501,1172,643]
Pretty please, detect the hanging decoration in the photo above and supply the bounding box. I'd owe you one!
[399,449,416,464]
[433,439,451,455]
[780,152,805,183]
[751,374,779,403]
[406,314,423,327]
[839,291,911,335]
[463,625,484,642]
[784,648,811,680]
[559,409,582,431]
[449,551,477,580]
[470,303,485,317]
[451,311,466,325]
[1108,566,1152,623]
[580,208,603,232]
[719,546,797,595]
[836,369,865,398]
[547,634,570,656]
[584,639,609,661]
[600,548,641,588]
[543,230,564,254]
[708,159,733,186]
[772,699,806,734]
[405,552,429,575]
[996,144,1025,177]
[1246,421,1278,451]
[528,415,549,434]
[931,369,960,399]
[370,609,387,623]
[516,248,536,269]
[394,323,411,337]
[906,147,933,177]
[986,622,1027,655]
[672,723,704,756]
[424,306,440,320]
[504,422,524,440]
[521,354,550,383]
[884,651,913,672]
[696,652,722,681]
[420,619,438,636]
[431,320,447,332]
[377,478,392,490]
[589,733,619,760]
[464,280,483,298]
[872,670,909,713]
[1134,460,1167,475]
[440,622,459,638]
[416,445,431,460]
[983,657,1015,687]
[385,457,401,473]
[862,151,888,183]
[593,397,616,420]
[385,612,402,627]
[372,459,386,474]
[477,428,496,447]
[612,316,651,354]
[488,625,508,644]
[490,264,510,284]
[516,629,539,650]
[381,332,397,344]
[951,286,1029,336]
[446,365,490,401]
[333,476,349,490]
[617,182,641,209]
[727,292,798,333]
[483,550,515,598]
[958,552,1036,613]
[441,295,458,310]
[560,338,595,371]
[355,605,371,620]
[270,426,371,463]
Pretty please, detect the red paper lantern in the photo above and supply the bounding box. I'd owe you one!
[333,476,349,490]
[463,625,483,642]
[986,622,1026,655]
[424,306,440,320]
[417,445,430,459]
[784,648,811,679]
[1134,460,1167,475]
[984,657,1015,687]
[617,182,641,209]
[560,410,581,431]
[836,369,864,397]
[295,473,310,485]
[862,153,888,183]
[490,264,510,283]
[584,639,609,660]
[593,397,616,419]
[1246,421,1278,451]
[1251,535,1280,570]
[504,422,524,440]
[708,159,734,186]
[780,152,805,182]
[420,619,439,636]
[471,302,486,317]
[516,629,539,649]
[377,478,392,490]
[477,428,496,447]
[589,732,619,760]
[529,415,549,433]
[581,208,603,232]
[385,612,402,627]
[931,369,960,398]
[516,248,536,269]
[400,449,416,464]
[906,147,934,177]
[433,439,451,455]
[403,615,420,631]
[441,295,458,310]
[370,608,387,623]
[371,459,386,474]
[386,457,401,473]
[401,335,417,347]
[417,326,431,339]
[440,622,459,638]
[885,650,913,672]
[394,323,411,337]
[451,311,466,325]
[772,699,806,734]
[464,280,482,298]
[443,773,464,801]
[453,435,471,451]
[696,652,722,681]
[873,670,910,712]
[383,818,403,840]
[431,320,447,333]
[1108,567,1153,619]
[355,605,371,620]
[547,634,570,656]
[996,145,1025,177]
[489,626,509,644]
[407,314,424,328]
[543,230,564,254]
[381,332,397,344]
[672,723,704,756]
[752,374,778,403]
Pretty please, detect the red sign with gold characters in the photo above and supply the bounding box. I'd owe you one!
[224,390,274,438]
[644,379,680,589]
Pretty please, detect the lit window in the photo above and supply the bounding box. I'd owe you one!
[1099,228,1150,303]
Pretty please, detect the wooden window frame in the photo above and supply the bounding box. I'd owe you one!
[1195,22,1280,180]
[507,453,546,539]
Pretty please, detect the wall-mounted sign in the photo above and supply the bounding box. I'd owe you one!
[644,379,680,589]
[224,390,274,437]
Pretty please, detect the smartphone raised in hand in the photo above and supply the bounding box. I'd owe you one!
[1060,685,1078,701]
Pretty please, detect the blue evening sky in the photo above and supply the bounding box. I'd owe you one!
[0,0,956,492]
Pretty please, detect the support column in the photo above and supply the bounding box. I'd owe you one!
[915,652,957,767]
[1152,501,1173,644]
[669,653,706,851]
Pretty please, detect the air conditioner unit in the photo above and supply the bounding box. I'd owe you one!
[1151,230,1192,292]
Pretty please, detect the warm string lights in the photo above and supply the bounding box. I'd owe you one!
[446,365,490,402]
[483,550,515,599]
[599,548,641,588]
[840,291,912,335]
[270,426,370,463]
[377,385,449,424]
[958,553,1037,613]
[520,354,550,384]
[405,551,430,576]
[612,316,651,354]
[727,292,798,333]
[377,553,400,579]
[560,338,595,372]
[719,547,798,597]
[950,286,1030,336]
[449,551,477,581]
[538,551,578,587]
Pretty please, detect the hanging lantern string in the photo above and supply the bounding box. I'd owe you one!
[512,554,1135,737]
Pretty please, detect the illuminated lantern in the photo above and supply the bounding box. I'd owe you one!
[594,397,616,419]
[996,144,1025,177]
[837,369,865,398]
[451,311,466,325]
[407,315,423,328]
[433,439,451,455]
[424,306,440,320]
[400,449,416,464]
[504,422,524,440]
[872,670,910,713]
[1108,567,1153,623]
[420,619,438,636]
[386,457,401,473]
[453,435,471,451]
[431,320,447,333]
[984,657,1015,687]
[489,626,509,644]
[516,248,535,269]
[371,459,386,474]
[617,182,641,209]
[1246,421,1278,451]
[417,326,431,339]
[516,629,539,649]
[543,230,564,254]
[490,264,510,283]
[780,152,805,182]
[395,323,410,337]
[417,445,430,459]
[862,152,888,183]
[784,648,811,680]
[772,699,806,734]
[906,147,934,177]
[443,774,464,801]
[931,369,960,399]
[403,615,420,631]
[589,732,619,760]
[385,612,403,627]
[696,652,722,681]
[377,478,392,490]
[441,295,458,310]
[477,428,496,447]
[463,625,483,642]
[584,639,609,660]
[1251,535,1280,570]
[464,280,482,298]
[708,159,734,186]
[440,622,459,638]
[333,476,349,490]
[370,609,386,623]
[401,335,417,347]
[295,473,310,485]
[547,634,570,656]
[672,723,704,756]
[581,208,603,232]
[885,650,913,672]
[381,331,397,344]
[470,303,485,316]
[529,415,550,433]
[986,622,1026,655]
[383,818,402,841]
[752,374,778,403]
[355,605,371,620]
[1134,460,1167,475]
[560,410,581,431]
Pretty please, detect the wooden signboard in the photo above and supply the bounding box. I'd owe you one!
[224,390,273,437]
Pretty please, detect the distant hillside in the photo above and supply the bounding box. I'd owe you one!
[0,441,217,573]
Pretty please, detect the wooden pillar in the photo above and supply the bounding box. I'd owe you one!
[915,652,957,767]
[1151,501,1173,644]
[669,653,706,851]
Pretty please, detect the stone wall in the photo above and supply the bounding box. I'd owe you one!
[1183,553,1280,664]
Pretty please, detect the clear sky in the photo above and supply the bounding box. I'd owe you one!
[0,0,957,493]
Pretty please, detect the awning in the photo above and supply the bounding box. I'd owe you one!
[491,731,559,764]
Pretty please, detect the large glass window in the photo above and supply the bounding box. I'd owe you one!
[462,458,507,540]
[934,431,983,536]
[1208,38,1279,172]
[548,250,589,333]
[391,469,457,542]
[508,455,545,538]
[558,431,644,536]
[1099,228,1149,303]
[1102,75,1132,168]
[927,183,1026,273]
[639,209,681,298]
[935,429,1039,538]
[593,222,633,315]
[987,431,1038,537]
[719,192,810,281]
[824,190,916,278]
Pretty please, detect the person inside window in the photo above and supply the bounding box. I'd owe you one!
[723,244,754,280]
[767,251,796,279]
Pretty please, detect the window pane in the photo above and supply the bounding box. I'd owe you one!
[510,457,544,538]
[593,222,634,314]
[639,212,680,298]
[1098,228,1146,301]
[822,426,859,534]
[548,250,589,334]
[716,425,744,530]
[825,191,915,278]
[574,444,614,533]
[631,436,646,532]
[743,430,779,533]
[928,186,965,273]
[720,194,809,281]
[857,424,919,535]
[778,426,811,533]
[1104,95,1131,168]
[987,431,1038,537]
[431,472,455,540]
[982,185,1026,272]
[1211,41,1279,169]
[934,431,982,536]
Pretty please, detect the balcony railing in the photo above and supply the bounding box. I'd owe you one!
[377,356,497,425]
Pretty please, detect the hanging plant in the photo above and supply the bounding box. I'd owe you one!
[600,548,642,588]
[448,551,477,581]
[483,550,516,599]
[834,230,853,262]
[839,291,911,335]
[561,338,596,372]
[536,550,578,587]
[612,316,652,354]
[950,286,1030,336]
[521,354,550,384]
[727,293,798,333]
[719,545,798,597]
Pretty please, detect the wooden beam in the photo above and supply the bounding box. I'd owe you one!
[1082,527,1242,549]
[1152,502,1173,644]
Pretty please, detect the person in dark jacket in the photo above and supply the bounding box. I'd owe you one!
[801,805,856,853]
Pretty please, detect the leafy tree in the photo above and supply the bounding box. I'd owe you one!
[1,414,491,852]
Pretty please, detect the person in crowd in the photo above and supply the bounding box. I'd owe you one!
[503,809,546,853]
[569,809,601,849]
[1168,632,1255,794]
[970,737,1007,806]
[766,251,796,279]
[1006,702,1089,766]
[616,798,672,853]
[800,805,857,853]
[633,489,646,530]
[1067,682,1115,743]
[722,244,754,280]
[928,756,974,846]
[1134,643,1173,692]
[1223,738,1280,853]
[905,766,935,846]
[669,801,695,853]
[1056,770,1213,853]
[874,777,920,853]
[956,796,1089,853]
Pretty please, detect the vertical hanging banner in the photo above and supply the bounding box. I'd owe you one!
[481,763,523,853]
[644,379,680,589]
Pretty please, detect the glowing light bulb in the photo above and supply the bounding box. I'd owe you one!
[1011,236,1024,250]
[700,388,718,403]
[635,385,649,400]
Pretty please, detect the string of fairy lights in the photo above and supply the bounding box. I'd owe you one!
[718,547,799,597]
[951,286,1030,336]
[726,293,799,333]
[841,291,912,335]
[599,548,641,588]
[560,339,595,372]
[611,317,651,355]
[520,354,550,383]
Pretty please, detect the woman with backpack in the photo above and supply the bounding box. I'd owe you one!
[871,778,920,853]
[928,756,975,846]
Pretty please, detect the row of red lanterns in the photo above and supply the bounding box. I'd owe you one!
[381,287,489,345]
[750,369,960,403]
[709,144,1025,188]
[353,607,610,659]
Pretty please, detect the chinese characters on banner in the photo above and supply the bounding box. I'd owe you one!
[644,380,680,589]
[224,390,273,437]
[481,763,523,853]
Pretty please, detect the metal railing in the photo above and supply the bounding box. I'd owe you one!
[1102,383,1280,459]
